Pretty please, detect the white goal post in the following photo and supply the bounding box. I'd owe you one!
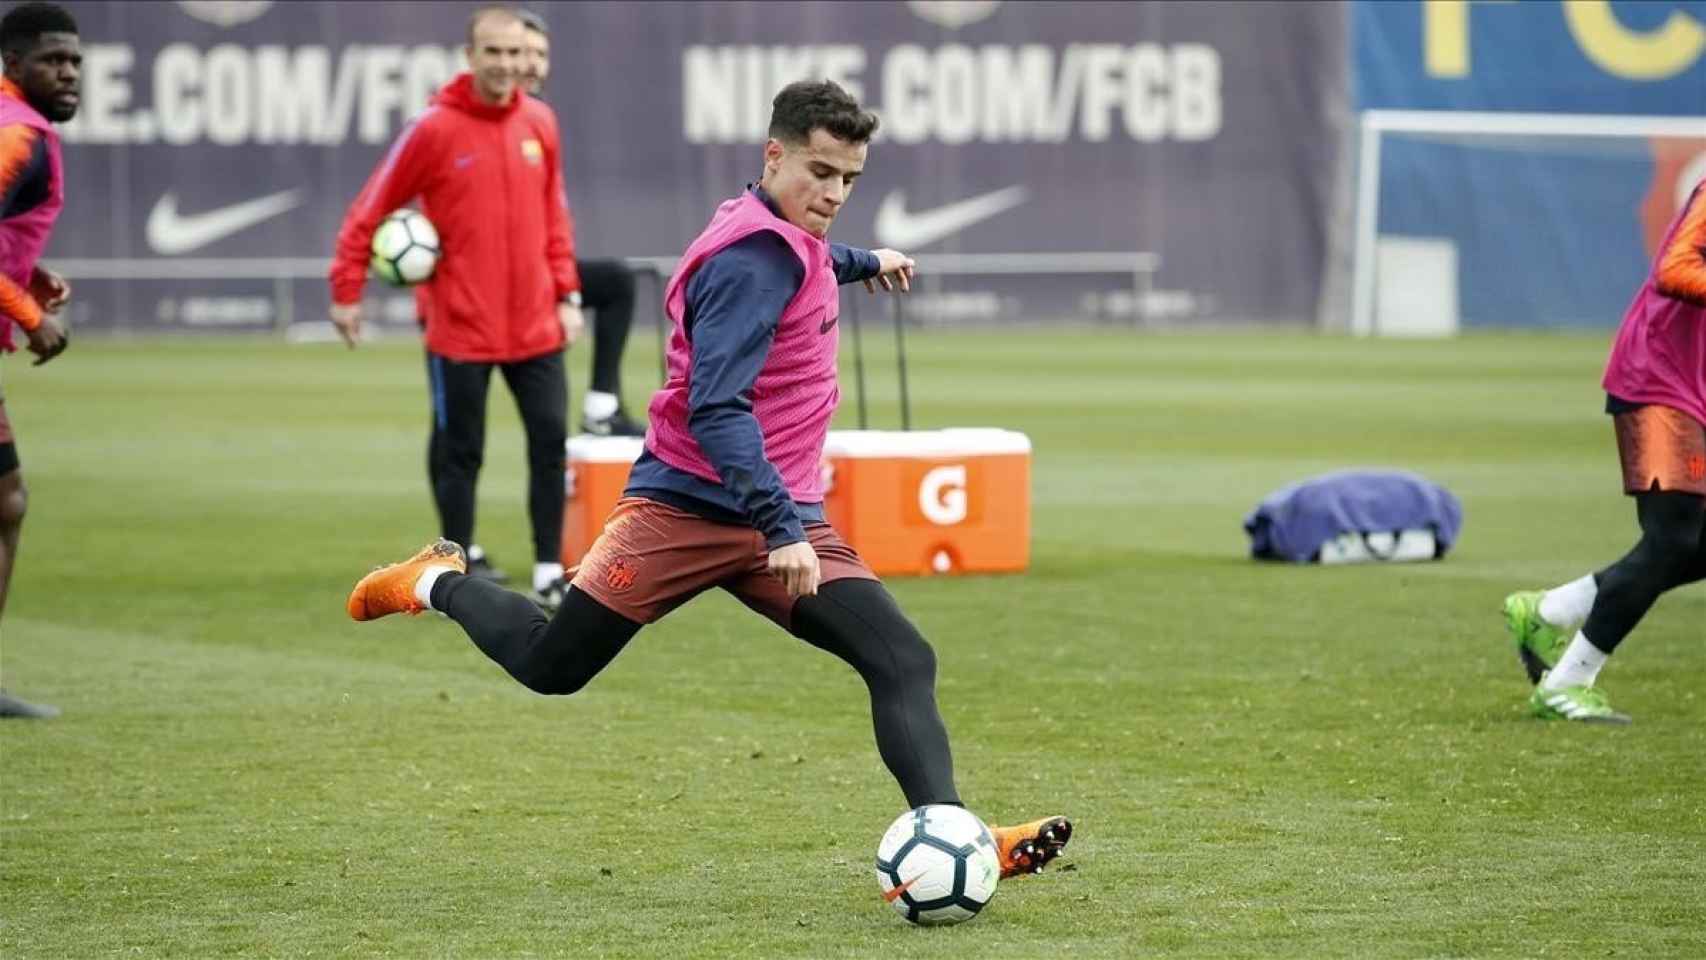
[1350,109,1706,337]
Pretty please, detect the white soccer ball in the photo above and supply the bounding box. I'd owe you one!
[875,804,1000,926]
[370,209,440,285]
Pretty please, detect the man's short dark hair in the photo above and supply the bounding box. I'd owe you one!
[516,8,546,35]
[0,2,77,59]
[767,80,879,146]
[466,3,519,46]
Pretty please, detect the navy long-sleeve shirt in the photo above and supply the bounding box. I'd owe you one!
[625,186,881,547]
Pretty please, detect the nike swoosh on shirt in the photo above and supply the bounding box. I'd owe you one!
[872,185,1030,249]
[145,189,306,255]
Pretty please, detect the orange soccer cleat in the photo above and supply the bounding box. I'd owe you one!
[346,539,467,621]
[989,815,1073,878]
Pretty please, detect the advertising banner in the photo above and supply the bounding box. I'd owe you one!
[47,0,1346,335]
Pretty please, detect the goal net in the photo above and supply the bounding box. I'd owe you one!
[1350,110,1706,335]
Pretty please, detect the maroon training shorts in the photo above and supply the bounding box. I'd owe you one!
[1614,404,1706,496]
[569,497,878,629]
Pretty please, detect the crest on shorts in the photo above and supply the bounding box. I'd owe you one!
[604,556,638,592]
[1689,454,1705,482]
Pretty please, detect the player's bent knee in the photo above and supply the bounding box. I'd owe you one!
[512,642,598,697]
[519,667,591,697]
[887,632,938,688]
[0,480,26,529]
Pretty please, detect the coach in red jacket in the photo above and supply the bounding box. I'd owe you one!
[328,4,583,607]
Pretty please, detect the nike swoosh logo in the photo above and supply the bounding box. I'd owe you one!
[873,185,1029,249]
[146,189,306,255]
[819,312,837,334]
[882,873,924,903]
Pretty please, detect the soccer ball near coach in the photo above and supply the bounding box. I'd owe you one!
[370,209,440,286]
[875,804,1000,926]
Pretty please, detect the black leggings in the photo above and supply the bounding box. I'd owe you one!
[1584,490,1706,653]
[432,574,959,808]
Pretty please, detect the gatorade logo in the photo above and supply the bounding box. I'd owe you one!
[918,465,968,526]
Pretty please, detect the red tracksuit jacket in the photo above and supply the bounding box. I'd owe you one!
[330,73,580,363]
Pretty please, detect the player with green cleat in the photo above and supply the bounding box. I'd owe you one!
[1500,178,1706,727]
[1528,681,1629,725]
[1503,586,1631,725]
[1501,590,1570,684]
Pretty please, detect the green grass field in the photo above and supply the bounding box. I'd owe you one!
[2,330,1702,958]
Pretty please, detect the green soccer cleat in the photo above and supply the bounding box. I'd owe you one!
[1503,590,1570,685]
[1529,680,1631,725]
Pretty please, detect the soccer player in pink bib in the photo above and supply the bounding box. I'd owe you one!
[0,1,77,720]
[1503,178,1706,724]
[347,79,1071,876]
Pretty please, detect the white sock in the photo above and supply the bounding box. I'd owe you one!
[533,562,565,593]
[1539,574,1597,629]
[583,391,619,420]
[467,543,487,563]
[414,565,457,610]
[1542,631,1610,690]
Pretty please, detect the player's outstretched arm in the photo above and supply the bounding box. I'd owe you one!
[862,248,915,294]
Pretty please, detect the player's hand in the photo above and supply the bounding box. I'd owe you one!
[864,248,915,295]
[329,301,362,349]
[558,302,586,348]
[767,540,820,598]
[30,267,70,312]
[24,312,67,366]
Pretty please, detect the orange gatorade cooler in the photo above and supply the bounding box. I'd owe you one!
[560,429,1032,576]
[820,429,1031,576]
[560,435,646,567]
